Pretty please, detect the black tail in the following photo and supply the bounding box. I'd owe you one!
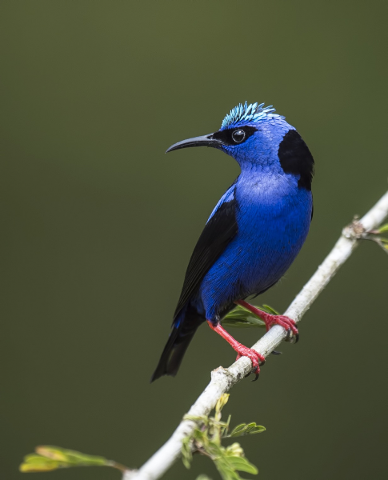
[151,308,202,382]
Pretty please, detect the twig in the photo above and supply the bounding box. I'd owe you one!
[125,190,388,480]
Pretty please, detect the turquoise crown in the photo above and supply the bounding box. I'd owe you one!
[221,102,281,130]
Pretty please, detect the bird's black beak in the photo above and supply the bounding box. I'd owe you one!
[166,133,222,153]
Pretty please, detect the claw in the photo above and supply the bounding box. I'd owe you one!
[235,347,265,375]
[286,329,299,344]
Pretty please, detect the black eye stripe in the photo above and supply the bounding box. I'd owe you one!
[212,126,257,146]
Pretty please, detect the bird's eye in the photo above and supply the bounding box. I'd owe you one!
[232,129,246,143]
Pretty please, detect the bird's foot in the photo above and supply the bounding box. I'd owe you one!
[272,315,299,343]
[207,321,265,380]
[235,346,265,381]
[235,300,299,343]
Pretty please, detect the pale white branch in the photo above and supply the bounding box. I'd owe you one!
[126,190,388,480]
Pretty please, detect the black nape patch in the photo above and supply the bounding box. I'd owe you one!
[278,130,314,190]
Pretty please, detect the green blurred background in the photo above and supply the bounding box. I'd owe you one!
[1,1,387,479]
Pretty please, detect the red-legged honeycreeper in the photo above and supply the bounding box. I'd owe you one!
[151,102,314,381]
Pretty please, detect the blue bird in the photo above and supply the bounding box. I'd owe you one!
[151,102,314,382]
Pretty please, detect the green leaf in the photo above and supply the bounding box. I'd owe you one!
[181,437,192,469]
[222,305,265,328]
[214,457,242,480]
[215,454,259,480]
[227,424,245,436]
[225,456,258,474]
[206,441,224,459]
[222,303,280,328]
[193,428,208,446]
[215,394,229,421]
[219,414,231,438]
[20,455,64,472]
[20,446,128,473]
[181,393,263,479]
[184,414,209,424]
[262,304,280,315]
[376,238,388,254]
[36,446,109,466]
[377,223,388,233]
[227,422,266,438]
[196,475,212,480]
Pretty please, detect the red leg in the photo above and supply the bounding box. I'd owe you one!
[207,321,265,379]
[236,300,299,342]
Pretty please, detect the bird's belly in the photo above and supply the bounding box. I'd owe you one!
[196,192,312,320]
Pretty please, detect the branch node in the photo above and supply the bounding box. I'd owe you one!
[211,366,232,382]
[342,219,367,240]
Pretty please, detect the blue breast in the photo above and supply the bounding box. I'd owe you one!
[194,172,313,321]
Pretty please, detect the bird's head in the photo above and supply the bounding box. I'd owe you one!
[167,102,314,190]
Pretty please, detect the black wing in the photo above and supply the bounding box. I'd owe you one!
[174,187,238,320]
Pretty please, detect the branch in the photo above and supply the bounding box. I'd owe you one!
[126,190,388,480]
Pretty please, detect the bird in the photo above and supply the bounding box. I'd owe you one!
[151,101,314,382]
